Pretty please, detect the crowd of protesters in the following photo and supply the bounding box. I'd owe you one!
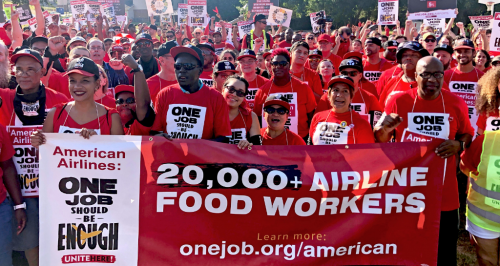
[0,1,498,265]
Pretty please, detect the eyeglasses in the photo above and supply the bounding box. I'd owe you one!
[15,67,41,76]
[271,61,289,68]
[225,85,246,97]
[492,61,500,66]
[264,106,288,115]
[136,42,152,48]
[424,39,436,43]
[174,63,198,70]
[340,70,359,77]
[115,97,136,105]
[417,72,444,79]
[166,35,174,38]
[201,50,212,55]
[194,32,201,35]
[307,37,314,40]
[258,20,267,25]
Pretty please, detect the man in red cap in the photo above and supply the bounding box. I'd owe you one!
[151,45,231,141]
[241,14,273,51]
[238,49,269,109]
[363,37,393,84]
[444,38,485,134]
[313,34,341,75]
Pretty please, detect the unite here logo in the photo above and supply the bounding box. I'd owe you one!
[427,1,436,8]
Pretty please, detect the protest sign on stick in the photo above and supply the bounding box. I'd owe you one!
[378,0,398,25]
[267,6,292,27]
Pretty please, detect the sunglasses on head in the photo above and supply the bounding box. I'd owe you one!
[424,38,436,43]
[340,70,359,77]
[271,61,288,67]
[225,85,246,97]
[264,106,288,115]
[174,63,198,70]
[116,97,135,105]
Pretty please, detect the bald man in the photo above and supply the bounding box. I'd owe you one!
[375,56,474,265]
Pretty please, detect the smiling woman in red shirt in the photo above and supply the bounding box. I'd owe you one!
[261,95,306,145]
[31,57,124,147]
[310,75,375,145]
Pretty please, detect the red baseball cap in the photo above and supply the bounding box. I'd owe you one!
[327,75,355,90]
[343,51,363,61]
[114,85,134,98]
[317,34,332,43]
[263,94,291,111]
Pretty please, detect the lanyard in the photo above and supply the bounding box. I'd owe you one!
[63,102,101,132]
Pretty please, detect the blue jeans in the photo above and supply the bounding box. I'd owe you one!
[0,197,13,266]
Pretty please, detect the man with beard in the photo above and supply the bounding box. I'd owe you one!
[363,37,394,83]
[0,49,68,266]
[382,40,398,64]
[147,41,178,106]
[375,56,473,265]
[444,38,485,135]
[197,42,216,87]
[254,48,317,143]
[134,33,160,80]
[277,28,294,49]
[87,38,129,88]
[289,41,322,101]
[379,42,430,107]
[421,32,437,56]
[433,44,454,71]
[0,42,13,89]
[151,45,232,141]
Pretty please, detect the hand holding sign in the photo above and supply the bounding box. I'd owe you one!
[30,130,46,148]
[10,6,19,21]
[29,0,40,6]
[381,113,403,133]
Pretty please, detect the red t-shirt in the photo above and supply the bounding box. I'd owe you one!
[477,110,500,132]
[103,53,110,63]
[229,109,254,144]
[126,120,152,136]
[49,69,70,99]
[277,41,292,49]
[254,77,317,138]
[362,58,394,83]
[460,134,485,174]
[381,88,474,211]
[306,52,342,76]
[376,65,403,98]
[52,103,117,135]
[309,110,375,145]
[0,88,69,127]
[291,67,323,100]
[260,128,306,145]
[95,95,117,109]
[0,124,14,203]
[146,75,178,107]
[200,71,214,88]
[152,84,232,139]
[245,75,269,110]
[336,41,350,58]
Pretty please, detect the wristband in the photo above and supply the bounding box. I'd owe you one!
[13,202,26,210]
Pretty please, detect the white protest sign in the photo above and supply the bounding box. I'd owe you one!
[71,1,87,22]
[28,17,37,32]
[423,18,446,35]
[146,0,174,16]
[187,0,207,27]
[86,1,101,22]
[238,20,254,37]
[378,0,398,25]
[490,12,500,56]
[178,3,188,25]
[309,11,324,34]
[267,6,292,27]
[469,15,493,30]
[101,3,116,25]
[215,22,232,42]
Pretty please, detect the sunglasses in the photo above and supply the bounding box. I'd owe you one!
[225,85,246,97]
[264,106,288,115]
[258,20,267,25]
[116,97,135,105]
[307,37,314,40]
[492,61,500,66]
[137,41,152,48]
[271,61,289,68]
[340,70,359,77]
[309,58,321,62]
[174,63,198,70]
[424,39,436,43]
[166,35,174,38]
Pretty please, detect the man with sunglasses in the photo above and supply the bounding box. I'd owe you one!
[242,14,273,51]
[147,41,178,107]
[134,33,160,80]
[213,60,238,93]
[151,45,232,141]
[363,37,393,84]
[261,95,306,145]
[307,49,322,71]
[443,38,485,135]
[254,48,317,143]
[238,50,269,109]
[375,56,473,265]
[162,29,176,43]
[421,32,437,55]
[492,56,500,69]
[289,41,323,102]
[197,42,216,87]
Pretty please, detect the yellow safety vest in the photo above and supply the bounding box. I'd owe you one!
[467,130,500,232]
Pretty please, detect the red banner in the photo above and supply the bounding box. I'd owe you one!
[138,139,445,265]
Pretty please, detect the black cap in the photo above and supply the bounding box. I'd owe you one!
[158,40,178,57]
[214,60,238,73]
[254,14,266,23]
[149,24,158,31]
[196,42,215,52]
[383,40,398,49]
[30,36,48,47]
[135,33,153,43]
[453,38,475,50]
[64,57,100,77]
[11,49,43,66]
[396,41,430,64]
[339,59,363,72]
[309,49,322,58]
[433,44,454,55]
[237,49,257,60]
[171,44,204,67]
[365,37,382,47]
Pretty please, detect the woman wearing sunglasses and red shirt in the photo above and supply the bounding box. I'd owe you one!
[261,95,306,145]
